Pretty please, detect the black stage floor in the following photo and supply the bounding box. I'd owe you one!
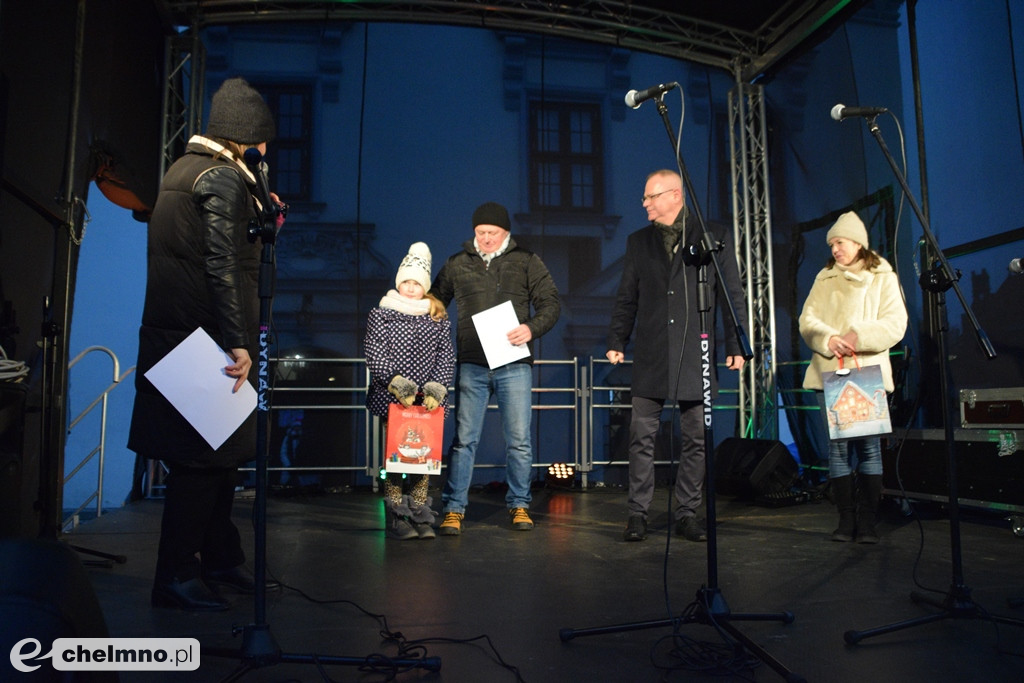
[56,485,1024,682]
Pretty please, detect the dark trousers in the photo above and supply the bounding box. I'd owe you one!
[154,464,245,584]
[627,397,704,521]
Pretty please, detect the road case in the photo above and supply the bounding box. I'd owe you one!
[882,428,1023,513]
[960,387,1024,429]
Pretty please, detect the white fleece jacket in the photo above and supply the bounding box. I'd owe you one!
[798,255,908,392]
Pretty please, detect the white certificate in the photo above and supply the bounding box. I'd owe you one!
[144,327,257,450]
[471,300,531,369]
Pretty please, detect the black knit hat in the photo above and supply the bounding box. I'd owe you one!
[471,202,511,231]
[206,78,276,144]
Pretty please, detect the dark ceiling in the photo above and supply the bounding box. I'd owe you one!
[156,0,870,81]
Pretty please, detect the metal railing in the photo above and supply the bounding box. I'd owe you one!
[583,357,631,488]
[132,355,747,497]
[67,349,919,506]
[234,357,585,490]
[582,357,745,488]
[65,346,135,529]
[256,356,374,481]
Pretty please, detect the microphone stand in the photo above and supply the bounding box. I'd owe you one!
[207,150,440,679]
[560,94,802,683]
[842,115,1024,643]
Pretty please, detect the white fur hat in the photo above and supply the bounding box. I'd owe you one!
[826,211,869,249]
[395,242,432,291]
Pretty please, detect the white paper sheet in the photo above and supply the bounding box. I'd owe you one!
[470,300,531,369]
[144,327,257,450]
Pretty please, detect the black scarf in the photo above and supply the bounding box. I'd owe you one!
[655,206,688,258]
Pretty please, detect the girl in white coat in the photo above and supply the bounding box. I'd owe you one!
[799,211,908,543]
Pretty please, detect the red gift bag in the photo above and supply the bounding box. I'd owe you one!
[384,403,445,475]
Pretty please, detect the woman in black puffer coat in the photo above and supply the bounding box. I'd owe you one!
[128,78,277,612]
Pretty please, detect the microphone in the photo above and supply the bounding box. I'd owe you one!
[625,82,678,109]
[1010,258,1024,274]
[243,147,281,222]
[831,103,888,121]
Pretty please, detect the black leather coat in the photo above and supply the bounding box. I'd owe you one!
[128,137,260,468]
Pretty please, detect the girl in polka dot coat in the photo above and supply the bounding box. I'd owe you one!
[364,242,455,539]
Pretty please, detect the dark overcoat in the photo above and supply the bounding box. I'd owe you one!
[606,214,746,401]
[128,138,260,469]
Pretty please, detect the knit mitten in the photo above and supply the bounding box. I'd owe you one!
[421,381,447,411]
[387,375,418,407]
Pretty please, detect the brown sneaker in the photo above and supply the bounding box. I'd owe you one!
[438,511,463,536]
[509,507,534,531]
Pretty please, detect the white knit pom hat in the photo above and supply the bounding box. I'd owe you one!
[395,242,432,291]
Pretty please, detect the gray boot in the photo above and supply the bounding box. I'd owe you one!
[829,475,856,542]
[407,477,438,539]
[383,481,417,540]
[855,474,883,544]
[408,500,437,539]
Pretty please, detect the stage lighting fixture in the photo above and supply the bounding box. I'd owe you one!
[546,462,575,488]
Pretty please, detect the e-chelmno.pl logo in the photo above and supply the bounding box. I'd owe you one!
[10,638,199,672]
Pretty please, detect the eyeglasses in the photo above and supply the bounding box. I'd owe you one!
[641,189,677,203]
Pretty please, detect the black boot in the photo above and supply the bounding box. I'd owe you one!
[829,475,856,542]
[151,577,229,611]
[855,474,883,544]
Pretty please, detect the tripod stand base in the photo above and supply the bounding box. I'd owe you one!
[560,587,802,682]
[844,585,1024,644]
[240,623,280,666]
[69,544,127,569]
[206,623,441,682]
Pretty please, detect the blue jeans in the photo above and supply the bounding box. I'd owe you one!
[828,438,882,478]
[442,362,534,513]
[815,391,883,478]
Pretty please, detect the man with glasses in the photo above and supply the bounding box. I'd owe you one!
[606,170,747,542]
[431,202,561,535]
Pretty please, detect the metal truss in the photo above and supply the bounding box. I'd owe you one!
[159,1,758,73]
[157,0,861,80]
[160,32,206,178]
[729,78,777,440]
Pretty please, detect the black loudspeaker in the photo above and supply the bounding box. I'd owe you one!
[715,437,799,499]
[0,539,116,681]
